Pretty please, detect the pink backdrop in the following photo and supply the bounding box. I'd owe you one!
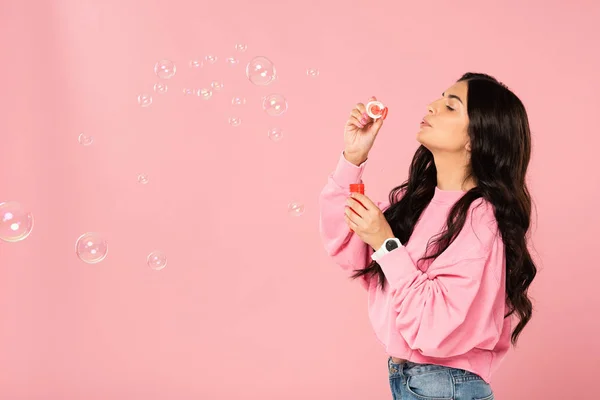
[1,0,599,399]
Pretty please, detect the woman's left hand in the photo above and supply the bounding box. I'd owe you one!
[344,192,395,250]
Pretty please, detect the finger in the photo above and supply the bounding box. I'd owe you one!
[345,117,360,130]
[353,109,374,128]
[350,192,375,209]
[345,205,363,221]
[367,96,377,102]
[355,115,371,129]
[350,110,367,126]
[351,109,363,119]
[371,117,384,133]
[355,102,366,114]
[347,197,367,213]
[347,115,368,130]
[344,214,358,230]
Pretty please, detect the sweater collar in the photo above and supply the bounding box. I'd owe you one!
[431,186,467,205]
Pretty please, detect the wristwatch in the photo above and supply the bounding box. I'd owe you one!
[371,238,402,261]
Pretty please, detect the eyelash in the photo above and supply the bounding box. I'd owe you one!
[446,105,454,111]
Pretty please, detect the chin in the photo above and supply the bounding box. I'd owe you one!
[416,130,429,147]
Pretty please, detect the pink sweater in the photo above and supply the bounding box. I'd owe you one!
[318,152,512,384]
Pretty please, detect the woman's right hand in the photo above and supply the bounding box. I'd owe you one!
[343,96,385,165]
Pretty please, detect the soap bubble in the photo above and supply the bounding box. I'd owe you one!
[137,173,149,184]
[0,201,34,242]
[288,202,305,217]
[147,250,167,270]
[306,68,320,77]
[228,117,241,126]
[268,127,283,142]
[197,88,212,100]
[153,83,168,94]
[137,94,152,107]
[189,60,203,68]
[183,88,195,96]
[235,43,247,52]
[204,55,217,64]
[211,81,224,91]
[262,94,288,116]
[232,96,246,106]
[154,60,176,79]
[78,133,93,146]
[225,57,239,66]
[75,232,108,264]
[246,56,276,86]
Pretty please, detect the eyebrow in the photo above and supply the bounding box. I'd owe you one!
[442,92,463,104]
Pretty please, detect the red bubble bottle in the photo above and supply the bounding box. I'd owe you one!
[349,183,365,215]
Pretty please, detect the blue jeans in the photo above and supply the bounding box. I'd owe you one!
[388,357,494,400]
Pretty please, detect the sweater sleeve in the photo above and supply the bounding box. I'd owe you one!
[318,151,389,290]
[377,204,506,358]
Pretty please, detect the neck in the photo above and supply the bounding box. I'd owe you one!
[433,152,476,191]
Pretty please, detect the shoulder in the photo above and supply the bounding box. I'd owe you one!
[468,198,497,227]
[459,198,501,255]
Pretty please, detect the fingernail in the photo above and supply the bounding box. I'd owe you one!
[360,118,367,125]
[362,112,368,119]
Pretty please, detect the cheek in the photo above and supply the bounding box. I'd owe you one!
[417,124,468,151]
[442,119,469,145]
[446,130,469,150]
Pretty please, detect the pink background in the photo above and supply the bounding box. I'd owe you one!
[1,0,599,399]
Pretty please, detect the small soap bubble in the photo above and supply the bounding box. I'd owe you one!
[234,43,247,52]
[138,94,152,107]
[288,202,305,217]
[153,83,168,94]
[232,96,246,106]
[154,60,176,79]
[228,117,241,126]
[268,127,283,142]
[189,60,203,68]
[147,250,167,270]
[78,133,93,146]
[262,94,288,116]
[246,56,276,86]
[137,173,149,184]
[204,55,217,64]
[197,88,212,100]
[306,68,320,77]
[225,57,239,66]
[211,81,224,91]
[183,88,195,96]
[0,201,34,242]
[75,232,108,264]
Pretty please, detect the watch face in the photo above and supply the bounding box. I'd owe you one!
[385,240,399,251]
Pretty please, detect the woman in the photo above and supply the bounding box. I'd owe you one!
[318,72,537,400]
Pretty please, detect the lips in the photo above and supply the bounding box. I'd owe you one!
[420,118,431,127]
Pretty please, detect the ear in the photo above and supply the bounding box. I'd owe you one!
[465,140,471,152]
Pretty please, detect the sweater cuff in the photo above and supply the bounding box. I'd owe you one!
[331,151,368,189]
[377,245,420,287]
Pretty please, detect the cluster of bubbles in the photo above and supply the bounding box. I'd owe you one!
[0,204,167,270]
[3,44,319,269]
[146,54,290,126]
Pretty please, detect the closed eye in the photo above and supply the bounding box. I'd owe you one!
[446,105,454,111]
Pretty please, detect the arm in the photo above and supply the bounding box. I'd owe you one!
[377,206,506,358]
[318,151,388,290]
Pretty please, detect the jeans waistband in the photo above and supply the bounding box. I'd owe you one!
[387,356,476,380]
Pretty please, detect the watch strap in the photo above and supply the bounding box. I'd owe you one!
[371,238,401,261]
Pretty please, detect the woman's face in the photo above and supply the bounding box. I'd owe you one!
[417,80,471,154]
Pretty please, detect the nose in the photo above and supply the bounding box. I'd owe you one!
[427,104,435,115]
